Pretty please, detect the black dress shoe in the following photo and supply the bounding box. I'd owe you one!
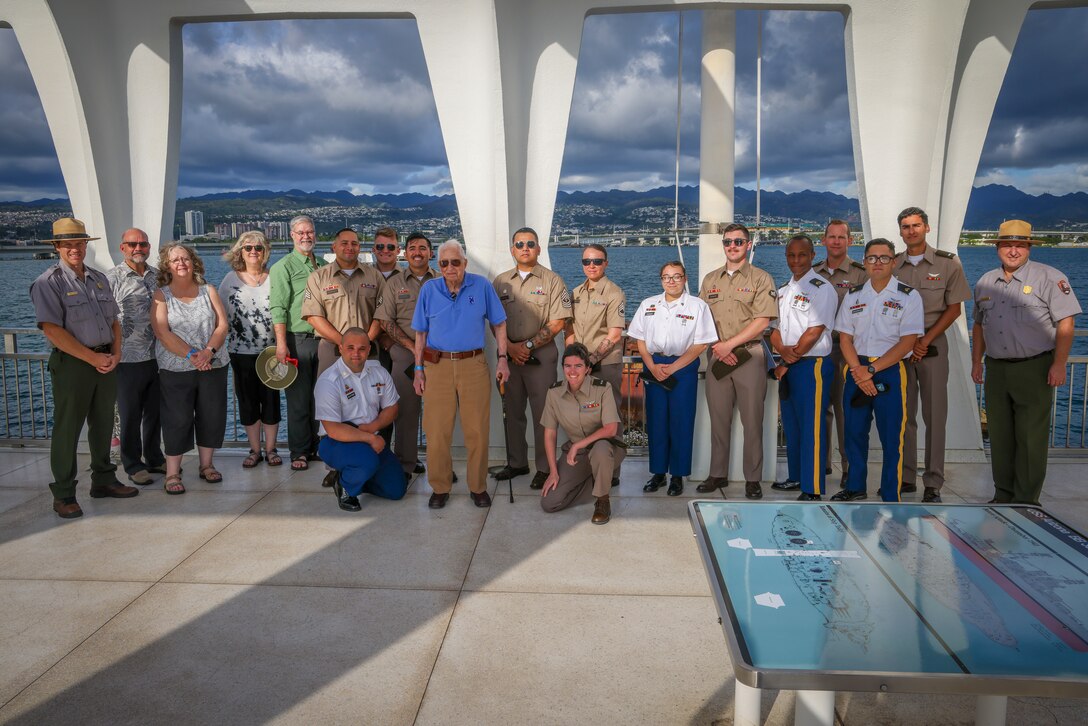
[771,480,800,491]
[529,471,548,490]
[451,471,458,483]
[322,470,340,488]
[338,494,361,512]
[413,462,426,474]
[667,476,683,496]
[922,487,942,503]
[696,477,727,493]
[797,492,822,501]
[611,476,620,488]
[900,482,918,494]
[89,481,139,498]
[825,466,832,476]
[470,490,492,508]
[429,492,449,509]
[644,474,666,492]
[493,465,530,480]
[830,489,867,501]
[745,481,763,500]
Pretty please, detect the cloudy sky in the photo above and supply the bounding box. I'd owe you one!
[0,7,1085,202]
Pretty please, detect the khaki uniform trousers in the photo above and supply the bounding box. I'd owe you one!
[595,362,623,410]
[422,355,491,494]
[504,341,558,473]
[390,346,421,473]
[903,333,949,490]
[823,341,848,472]
[540,439,625,512]
[705,344,767,482]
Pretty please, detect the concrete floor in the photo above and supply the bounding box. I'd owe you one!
[0,447,1086,725]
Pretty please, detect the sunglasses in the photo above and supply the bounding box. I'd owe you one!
[513,240,538,250]
[124,241,150,248]
[581,258,606,266]
[243,244,264,253]
[439,259,463,268]
[373,243,397,252]
[864,254,894,264]
[722,237,748,247]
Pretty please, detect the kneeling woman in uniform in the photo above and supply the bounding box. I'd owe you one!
[540,343,625,524]
[628,261,717,496]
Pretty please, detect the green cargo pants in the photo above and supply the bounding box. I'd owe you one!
[984,353,1053,505]
[48,350,118,499]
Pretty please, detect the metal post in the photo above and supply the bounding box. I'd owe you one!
[975,695,1007,726]
[795,690,836,726]
[734,680,761,726]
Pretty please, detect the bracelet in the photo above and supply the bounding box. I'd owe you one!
[414,365,424,371]
[185,348,198,361]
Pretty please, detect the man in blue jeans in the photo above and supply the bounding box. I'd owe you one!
[315,327,405,511]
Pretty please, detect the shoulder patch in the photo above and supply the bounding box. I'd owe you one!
[850,260,865,269]
[810,278,826,287]
[591,377,606,387]
[849,283,865,293]
[549,380,564,389]
[376,295,383,306]
[935,249,956,259]
[897,282,915,294]
[1058,280,1072,295]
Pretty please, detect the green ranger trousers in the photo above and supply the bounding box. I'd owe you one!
[48,350,118,499]
[984,353,1053,505]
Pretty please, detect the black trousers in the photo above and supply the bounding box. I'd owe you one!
[116,359,165,474]
[284,332,320,460]
[159,366,228,455]
[229,353,282,426]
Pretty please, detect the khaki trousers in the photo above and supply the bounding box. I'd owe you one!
[903,333,949,489]
[705,344,767,482]
[422,355,491,494]
[823,342,848,472]
[390,346,421,473]
[540,439,624,512]
[504,342,558,473]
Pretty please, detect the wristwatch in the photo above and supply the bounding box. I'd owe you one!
[208,346,218,355]
[525,340,535,351]
[867,364,876,375]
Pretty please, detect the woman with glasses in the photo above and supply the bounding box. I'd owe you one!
[151,243,230,494]
[627,261,717,496]
[219,231,281,468]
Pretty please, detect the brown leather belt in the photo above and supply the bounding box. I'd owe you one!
[437,348,484,360]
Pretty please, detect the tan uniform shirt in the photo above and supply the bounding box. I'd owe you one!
[540,377,620,441]
[813,258,868,304]
[569,276,626,366]
[300,262,384,337]
[493,265,572,342]
[375,267,438,338]
[893,244,971,329]
[698,261,778,342]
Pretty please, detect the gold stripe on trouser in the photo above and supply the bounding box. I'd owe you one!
[811,358,823,495]
[896,360,908,496]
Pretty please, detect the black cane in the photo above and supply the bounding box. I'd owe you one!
[497,379,514,503]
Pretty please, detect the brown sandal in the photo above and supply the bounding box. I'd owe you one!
[243,450,263,468]
[164,474,186,495]
[265,449,283,466]
[291,456,309,471]
[199,465,223,483]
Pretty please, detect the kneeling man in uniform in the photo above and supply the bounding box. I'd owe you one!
[315,327,405,511]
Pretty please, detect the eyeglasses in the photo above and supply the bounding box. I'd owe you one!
[243,245,264,252]
[722,237,748,247]
[661,274,685,282]
[581,258,606,266]
[513,240,538,250]
[124,241,150,248]
[373,243,397,252]
[864,255,894,264]
[439,259,463,268]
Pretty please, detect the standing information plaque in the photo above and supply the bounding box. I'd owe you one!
[688,501,1088,726]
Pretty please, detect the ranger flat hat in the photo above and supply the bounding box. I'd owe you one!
[45,217,101,243]
[993,219,1040,244]
[255,346,298,390]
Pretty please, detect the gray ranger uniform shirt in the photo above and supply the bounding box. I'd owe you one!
[974,259,1081,360]
[31,262,119,348]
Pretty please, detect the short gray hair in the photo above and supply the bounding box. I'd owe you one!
[437,239,466,259]
[289,215,314,233]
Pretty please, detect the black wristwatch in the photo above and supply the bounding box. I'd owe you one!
[867,364,876,375]
[208,346,218,355]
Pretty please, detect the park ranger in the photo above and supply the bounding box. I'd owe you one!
[696,223,777,500]
[492,227,572,489]
[811,219,867,486]
[893,206,970,503]
[565,243,625,487]
[31,217,139,518]
[971,219,1080,505]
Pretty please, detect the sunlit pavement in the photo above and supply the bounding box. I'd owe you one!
[0,447,1085,725]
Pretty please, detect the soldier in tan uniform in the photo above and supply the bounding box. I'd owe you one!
[492,227,573,489]
[566,243,625,487]
[540,344,625,524]
[809,219,867,487]
[301,227,384,376]
[376,232,437,477]
[893,207,971,503]
[696,223,778,500]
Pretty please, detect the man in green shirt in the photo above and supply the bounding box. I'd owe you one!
[270,215,327,469]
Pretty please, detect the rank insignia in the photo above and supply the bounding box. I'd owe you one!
[344,385,356,400]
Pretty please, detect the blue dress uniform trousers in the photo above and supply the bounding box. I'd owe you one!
[317,437,407,500]
[842,358,908,502]
[782,356,832,496]
[645,354,700,477]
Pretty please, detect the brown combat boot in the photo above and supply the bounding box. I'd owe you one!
[592,495,611,525]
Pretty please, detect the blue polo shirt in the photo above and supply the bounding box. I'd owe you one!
[412,272,507,352]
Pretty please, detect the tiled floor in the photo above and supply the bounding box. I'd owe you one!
[0,448,1085,725]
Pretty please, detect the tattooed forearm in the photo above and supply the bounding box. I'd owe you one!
[381,320,415,350]
[589,338,616,365]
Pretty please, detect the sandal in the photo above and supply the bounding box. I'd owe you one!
[199,465,223,483]
[265,449,283,467]
[291,456,309,471]
[243,450,263,468]
[164,474,186,495]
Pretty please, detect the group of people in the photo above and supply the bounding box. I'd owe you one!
[30,207,1078,522]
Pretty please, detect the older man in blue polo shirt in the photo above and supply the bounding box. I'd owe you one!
[412,239,510,509]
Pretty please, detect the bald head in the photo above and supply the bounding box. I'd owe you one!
[120,227,151,269]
